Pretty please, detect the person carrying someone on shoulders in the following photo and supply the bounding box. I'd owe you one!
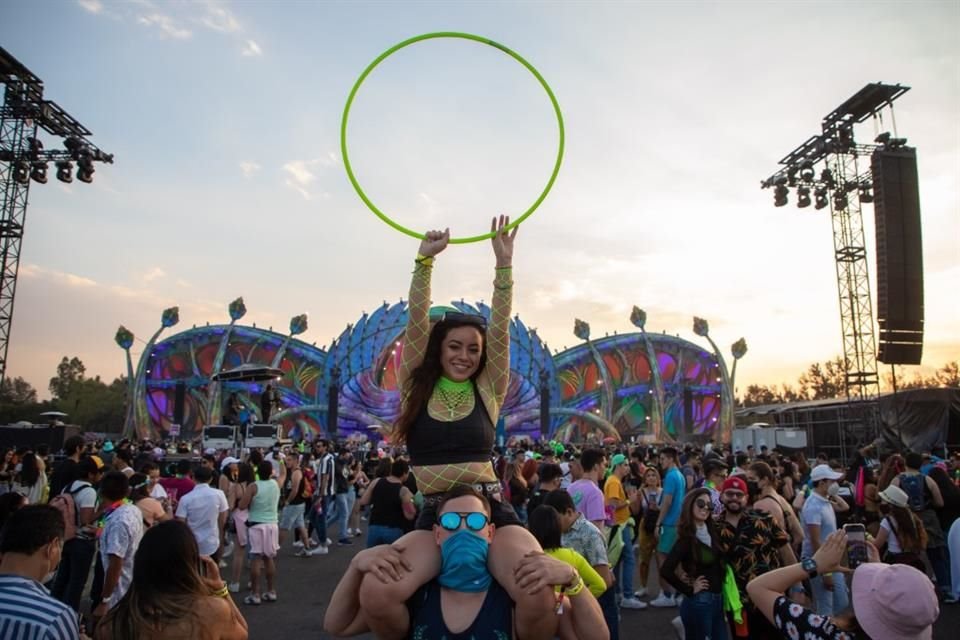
[324,486,607,640]
[95,519,248,640]
[747,529,939,640]
[352,217,558,640]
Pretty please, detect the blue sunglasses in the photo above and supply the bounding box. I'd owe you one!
[438,511,489,532]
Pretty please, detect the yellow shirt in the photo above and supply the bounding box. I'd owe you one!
[545,548,607,597]
[604,474,630,525]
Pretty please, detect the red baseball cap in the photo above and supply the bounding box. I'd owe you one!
[721,476,747,494]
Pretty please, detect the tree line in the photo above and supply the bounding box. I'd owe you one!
[0,356,126,430]
[739,357,960,407]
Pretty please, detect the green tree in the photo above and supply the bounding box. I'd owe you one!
[56,375,126,433]
[49,356,86,399]
[797,356,846,400]
[0,376,38,405]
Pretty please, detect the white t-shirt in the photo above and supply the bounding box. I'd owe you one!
[100,503,144,608]
[150,483,168,500]
[175,484,229,556]
[880,517,903,553]
[67,480,98,511]
[559,462,572,489]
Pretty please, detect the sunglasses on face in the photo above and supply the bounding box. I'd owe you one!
[439,311,488,328]
[438,511,489,532]
[694,499,711,510]
[724,491,745,499]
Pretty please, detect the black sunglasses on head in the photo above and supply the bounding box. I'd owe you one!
[439,311,487,328]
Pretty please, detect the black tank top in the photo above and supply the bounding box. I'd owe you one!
[284,470,306,506]
[369,478,408,529]
[407,579,513,639]
[406,386,495,466]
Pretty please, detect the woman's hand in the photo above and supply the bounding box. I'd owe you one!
[692,576,709,594]
[199,555,225,592]
[491,215,518,268]
[812,530,848,575]
[514,550,574,595]
[352,544,412,583]
[418,228,449,258]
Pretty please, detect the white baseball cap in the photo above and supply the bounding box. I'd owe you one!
[810,464,844,483]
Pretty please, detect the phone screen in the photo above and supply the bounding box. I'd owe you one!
[844,523,867,569]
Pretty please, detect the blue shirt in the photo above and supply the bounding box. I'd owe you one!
[0,574,80,640]
[661,467,686,526]
[800,491,837,559]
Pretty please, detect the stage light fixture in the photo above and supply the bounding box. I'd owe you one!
[14,160,30,185]
[875,132,891,145]
[76,153,95,183]
[774,184,789,207]
[56,160,74,184]
[889,137,908,148]
[799,160,815,182]
[796,186,811,208]
[30,161,48,184]
[786,165,799,187]
[833,193,848,210]
[858,183,874,203]
[26,136,43,157]
[820,168,835,189]
[63,136,83,153]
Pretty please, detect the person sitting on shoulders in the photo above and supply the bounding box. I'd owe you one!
[324,485,607,640]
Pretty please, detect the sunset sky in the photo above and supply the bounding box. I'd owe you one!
[1,0,957,399]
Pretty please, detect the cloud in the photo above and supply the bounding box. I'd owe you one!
[239,161,261,177]
[77,0,103,14]
[199,3,241,33]
[285,179,313,201]
[142,267,166,282]
[282,161,315,186]
[138,13,192,40]
[241,40,262,57]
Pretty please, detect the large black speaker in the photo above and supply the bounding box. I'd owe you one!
[871,147,924,364]
[683,387,694,435]
[173,381,186,426]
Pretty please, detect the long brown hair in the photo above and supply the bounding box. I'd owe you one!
[393,318,487,444]
[883,502,924,552]
[98,520,207,639]
[877,454,905,491]
[676,488,721,570]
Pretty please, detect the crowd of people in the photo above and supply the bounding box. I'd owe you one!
[0,221,956,639]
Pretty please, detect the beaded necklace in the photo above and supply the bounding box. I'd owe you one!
[434,376,474,419]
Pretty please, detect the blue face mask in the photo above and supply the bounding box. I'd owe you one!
[438,529,492,592]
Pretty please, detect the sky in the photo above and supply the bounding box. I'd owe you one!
[1,0,957,400]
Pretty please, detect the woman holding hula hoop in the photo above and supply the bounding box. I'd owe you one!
[355,215,558,640]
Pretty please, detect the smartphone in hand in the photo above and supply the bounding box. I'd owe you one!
[844,523,868,569]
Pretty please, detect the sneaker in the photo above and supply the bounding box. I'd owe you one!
[222,541,235,558]
[295,548,313,557]
[671,615,685,640]
[633,588,647,599]
[354,529,363,538]
[243,594,261,605]
[218,559,228,569]
[228,582,240,593]
[312,545,329,555]
[338,538,353,546]
[650,593,676,608]
[621,597,648,609]
[262,591,277,602]
[346,528,355,536]
[293,540,304,548]
[325,538,333,546]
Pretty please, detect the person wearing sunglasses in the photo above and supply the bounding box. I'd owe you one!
[352,217,559,639]
[324,486,607,639]
[660,489,728,640]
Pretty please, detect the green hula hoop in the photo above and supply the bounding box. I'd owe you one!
[340,32,565,244]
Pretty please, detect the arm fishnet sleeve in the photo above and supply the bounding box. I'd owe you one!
[397,258,433,391]
[478,266,512,420]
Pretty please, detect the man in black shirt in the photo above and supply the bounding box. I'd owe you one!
[48,436,85,498]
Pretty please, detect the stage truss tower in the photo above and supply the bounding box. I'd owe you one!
[761,83,911,454]
[0,47,113,386]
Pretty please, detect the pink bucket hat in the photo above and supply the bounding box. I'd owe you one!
[852,563,939,639]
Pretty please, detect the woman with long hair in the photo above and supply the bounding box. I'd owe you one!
[228,462,255,594]
[659,488,727,640]
[504,456,530,525]
[95,519,247,640]
[748,530,939,640]
[129,472,171,528]
[873,484,927,572]
[635,466,662,599]
[357,218,558,640]
[527,504,607,597]
[779,460,798,503]
[749,461,805,553]
[876,453,904,491]
[13,452,46,505]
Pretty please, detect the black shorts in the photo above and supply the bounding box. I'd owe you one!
[415,493,521,531]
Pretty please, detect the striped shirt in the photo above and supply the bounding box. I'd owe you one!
[0,574,80,640]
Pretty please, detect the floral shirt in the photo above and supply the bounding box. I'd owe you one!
[716,509,789,603]
[773,596,864,640]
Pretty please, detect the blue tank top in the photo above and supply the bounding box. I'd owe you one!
[407,578,513,639]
